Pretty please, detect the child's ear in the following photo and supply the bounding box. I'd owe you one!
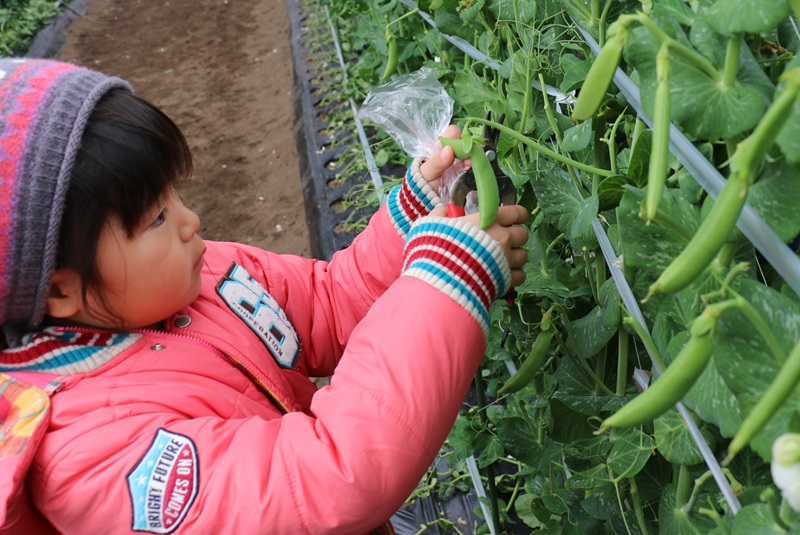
[46,268,84,319]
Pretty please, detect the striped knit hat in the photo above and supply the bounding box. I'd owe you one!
[0,59,131,330]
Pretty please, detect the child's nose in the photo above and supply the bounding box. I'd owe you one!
[180,207,201,242]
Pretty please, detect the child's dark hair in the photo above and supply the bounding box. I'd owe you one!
[56,89,193,303]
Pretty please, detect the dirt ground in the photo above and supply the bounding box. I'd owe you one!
[57,0,312,257]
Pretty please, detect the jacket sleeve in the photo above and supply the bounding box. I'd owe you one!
[237,158,443,377]
[31,215,511,535]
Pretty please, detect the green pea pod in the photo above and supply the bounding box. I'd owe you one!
[645,174,747,299]
[724,337,800,464]
[600,315,715,431]
[643,44,671,223]
[470,144,500,229]
[436,136,499,228]
[438,136,470,159]
[572,31,625,122]
[381,34,398,81]
[498,330,553,396]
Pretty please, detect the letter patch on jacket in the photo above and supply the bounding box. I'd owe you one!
[216,263,300,368]
[127,429,199,534]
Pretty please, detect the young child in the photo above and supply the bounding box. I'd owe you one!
[0,58,529,534]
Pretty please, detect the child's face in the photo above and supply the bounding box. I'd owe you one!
[78,188,205,329]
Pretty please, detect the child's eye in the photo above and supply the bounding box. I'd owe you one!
[150,209,167,228]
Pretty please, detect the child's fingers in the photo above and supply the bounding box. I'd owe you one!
[419,124,465,182]
[495,205,529,227]
[420,145,456,181]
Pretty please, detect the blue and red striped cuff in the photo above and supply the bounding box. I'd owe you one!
[402,217,511,336]
[386,158,441,239]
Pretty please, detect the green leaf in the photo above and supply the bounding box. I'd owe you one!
[714,278,800,459]
[729,503,790,534]
[597,174,630,211]
[655,409,716,465]
[607,427,655,478]
[487,0,539,26]
[658,484,718,534]
[453,69,505,118]
[568,279,620,360]
[514,494,546,529]
[704,0,792,36]
[777,63,800,162]
[560,53,591,93]
[625,25,768,140]
[627,128,653,188]
[617,186,699,275]
[561,120,593,152]
[748,159,800,242]
[580,484,618,521]
[528,165,598,248]
[496,416,544,466]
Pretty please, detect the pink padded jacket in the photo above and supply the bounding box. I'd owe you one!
[0,163,511,534]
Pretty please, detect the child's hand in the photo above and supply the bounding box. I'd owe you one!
[420,125,468,193]
[430,204,530,288]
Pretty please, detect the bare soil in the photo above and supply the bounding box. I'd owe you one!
[58,0,312,256]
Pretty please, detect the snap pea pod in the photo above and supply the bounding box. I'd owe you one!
[498,330,553,396]
[438,136,500,229]
[724,337,800,465]
[381,33,398,81]
[599,312,716,431]
[646,70,800,299]
[645,172,747,299]
[572,28,626,122]
[643,44,671,223]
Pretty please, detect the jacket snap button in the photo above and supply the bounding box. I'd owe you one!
[151,344,165,351]
[173,315,192,328]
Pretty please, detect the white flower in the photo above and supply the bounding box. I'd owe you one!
[771,433,800,512]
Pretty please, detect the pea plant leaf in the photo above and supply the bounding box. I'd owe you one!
[655,408,717,465]
[453,69,505,119]
[617,186,699,276]
[561,120,593,152]
[704,0,792,35]
[528,165,598,249]
[748,159,800,242]
[658,484,719,534]
[713,278,800,459]
[776,61,800,163]
[625,25,767,140]
[560,53,591,93]
[567,279,620,360]
[607,427,655,478]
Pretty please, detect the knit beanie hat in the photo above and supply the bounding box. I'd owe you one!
[0,58,132,330]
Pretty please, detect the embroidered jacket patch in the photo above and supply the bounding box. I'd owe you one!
[215,263,300,368]
[127,429,199,534]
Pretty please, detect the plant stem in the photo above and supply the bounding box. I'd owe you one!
[466,117,615,177]
[681,469,712,515]
[629,13,720,81]
[735,296,787,365]
[628,477,650,535]
[623,315,666,372]
[605,110,625,175]
[473,370,502,532]
[722,33,743,89]
[387,6,418,27]
[616,330,630,395]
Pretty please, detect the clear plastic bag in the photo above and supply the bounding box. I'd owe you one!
[356,67,466,202]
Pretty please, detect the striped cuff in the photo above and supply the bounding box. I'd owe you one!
[402,217,511,337]
[386,157,441,239]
